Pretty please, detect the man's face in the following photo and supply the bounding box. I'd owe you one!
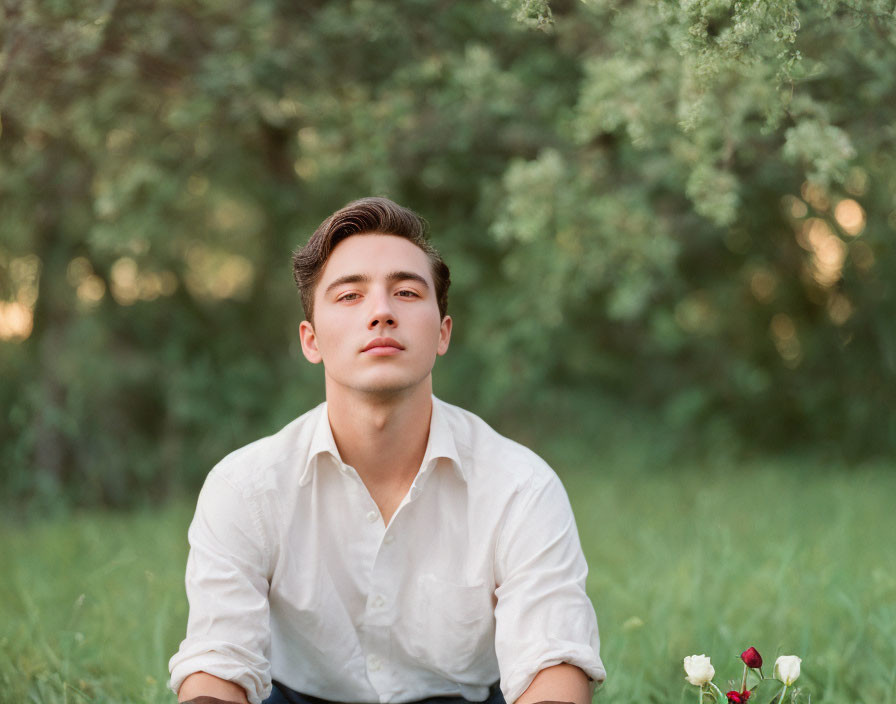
[299,233,451,398]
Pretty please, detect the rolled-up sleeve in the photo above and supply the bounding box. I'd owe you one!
[493,471,606,704]
[168,471,273,704]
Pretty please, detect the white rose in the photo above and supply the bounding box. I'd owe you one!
[774,655,802,685]
[683,654,715,686]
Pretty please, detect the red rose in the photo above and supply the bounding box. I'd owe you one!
[740,646,763,669]
[726,690,751,703]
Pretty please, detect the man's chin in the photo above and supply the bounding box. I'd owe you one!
[333,375,432,399]
[356,381,420,398]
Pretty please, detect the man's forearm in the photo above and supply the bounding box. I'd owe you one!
[178,672,249,704]
[515,663,592,704]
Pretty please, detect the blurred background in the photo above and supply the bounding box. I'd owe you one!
[7,0,896,508]
[2,2,896,701]
[3,0,894,511]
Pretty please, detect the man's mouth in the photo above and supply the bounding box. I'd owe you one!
[362,337,405,355]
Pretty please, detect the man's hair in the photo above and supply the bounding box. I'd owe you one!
[292,197,450,322]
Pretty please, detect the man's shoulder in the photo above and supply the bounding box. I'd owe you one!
[207,402,326,491]
[434,397,557,492]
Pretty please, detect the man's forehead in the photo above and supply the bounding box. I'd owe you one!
[319,233,433,283]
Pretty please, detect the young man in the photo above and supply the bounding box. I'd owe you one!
[169,198,605,704]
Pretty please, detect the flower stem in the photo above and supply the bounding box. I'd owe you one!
[741,663,747,691]
[699,685,704,704]
[779,684,788,703]
[709,681,726,703]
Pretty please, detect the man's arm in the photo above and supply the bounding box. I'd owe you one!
[168,472,273,703]
[492,470,606,704]
[515,664,592,704]
[178,672,249,704]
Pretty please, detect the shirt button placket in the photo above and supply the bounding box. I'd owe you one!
[365,504,396,696]
[365,645,391,695]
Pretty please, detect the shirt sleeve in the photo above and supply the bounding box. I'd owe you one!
[168,471,273,704]
[493,470,606,704]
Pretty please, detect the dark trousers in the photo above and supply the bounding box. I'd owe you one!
[263,681,506,704]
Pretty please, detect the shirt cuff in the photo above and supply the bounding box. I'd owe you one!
[168,640,271,704]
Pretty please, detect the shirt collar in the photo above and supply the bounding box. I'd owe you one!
[298,403,341,486]
[298,397,465,486]
[421,396,465,482]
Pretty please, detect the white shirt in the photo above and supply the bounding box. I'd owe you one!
[168,397,605,704]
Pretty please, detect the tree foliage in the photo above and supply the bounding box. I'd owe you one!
[1,0,894,507]
[487,0,896,453]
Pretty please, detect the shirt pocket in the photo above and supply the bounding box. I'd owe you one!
[405,574,496,676]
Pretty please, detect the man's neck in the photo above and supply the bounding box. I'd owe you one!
[325,381,433,497]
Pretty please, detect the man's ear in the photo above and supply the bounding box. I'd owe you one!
[299,320,322,364]
[437,315,452,356]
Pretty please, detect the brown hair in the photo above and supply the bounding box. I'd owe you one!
[292,197,450,322]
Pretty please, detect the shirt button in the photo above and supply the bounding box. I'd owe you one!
[367,654,381,672]
[366,510,379,523]
[383,534,395,545]
[372,595,385,609]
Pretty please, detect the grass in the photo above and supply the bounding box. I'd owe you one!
[3,454,895,703]
[1,504,194,703]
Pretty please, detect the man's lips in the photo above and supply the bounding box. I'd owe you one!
[361,337,405,355]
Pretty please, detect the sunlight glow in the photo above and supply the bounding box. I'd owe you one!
[827,293,854,326]
[770,312,802,366]
[749,267,778,303]
[801,182,829,211]
[1,254,41,341]
[68,257,106,307]
[111,257,140,305]
[109,257,178,305]
[0,301,33,341]
[845,167,869,196]
[781,194,808,219]
[184,243,253,301]
[834,198,865,236]
[798,218,846,287]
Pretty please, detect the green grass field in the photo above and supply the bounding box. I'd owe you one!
[3,456,895,703]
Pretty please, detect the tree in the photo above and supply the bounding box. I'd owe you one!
[1,0,894,507]
[487,0,896,454]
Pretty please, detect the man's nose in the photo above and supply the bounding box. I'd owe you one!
[367,288,396,329]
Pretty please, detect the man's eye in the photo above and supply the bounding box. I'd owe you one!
[338,292,360,301]
[396,290,419,298]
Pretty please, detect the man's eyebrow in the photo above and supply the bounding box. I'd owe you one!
[324,274,370,296]
[324,271,430,296]
[386,271,430,288]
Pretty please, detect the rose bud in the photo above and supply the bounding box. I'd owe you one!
[740,646,763,669]
[774,655,801,685]
[726,691,747,704]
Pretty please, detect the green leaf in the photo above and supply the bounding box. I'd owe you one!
[749,677,787,704]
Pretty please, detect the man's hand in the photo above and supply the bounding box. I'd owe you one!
[178,672,249,704]
[515,663,592,704]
